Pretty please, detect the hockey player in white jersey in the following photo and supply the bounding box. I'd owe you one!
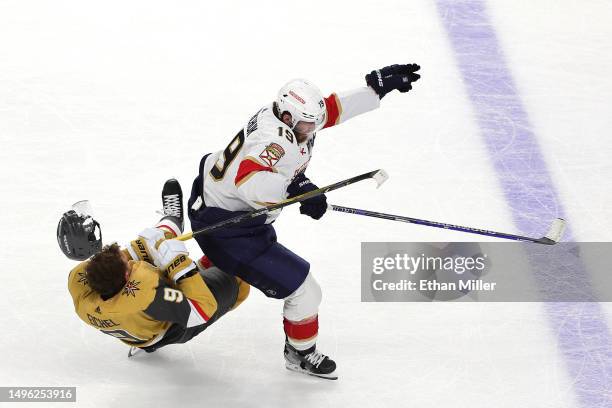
[187,64,420,379]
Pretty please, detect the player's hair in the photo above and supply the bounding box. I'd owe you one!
[86,243,127,299]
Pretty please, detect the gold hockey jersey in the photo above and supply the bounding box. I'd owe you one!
[68,235,242,348]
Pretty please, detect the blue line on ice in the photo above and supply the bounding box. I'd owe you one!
[436,1,612,406]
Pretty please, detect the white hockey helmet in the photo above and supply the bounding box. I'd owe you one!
[277,79,327,137]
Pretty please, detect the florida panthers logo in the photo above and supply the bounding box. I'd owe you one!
[259,143,286,167]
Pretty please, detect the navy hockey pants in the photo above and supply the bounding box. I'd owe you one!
[187,154,310,299]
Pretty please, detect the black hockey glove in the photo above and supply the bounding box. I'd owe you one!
[365,63,421,99]
[286,173,327,220]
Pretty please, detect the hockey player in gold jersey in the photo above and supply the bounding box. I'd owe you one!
[61,179,249,354]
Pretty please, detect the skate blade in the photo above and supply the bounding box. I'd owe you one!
[285,362,338,380]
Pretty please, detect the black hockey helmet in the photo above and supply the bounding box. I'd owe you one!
[57,210,102,261]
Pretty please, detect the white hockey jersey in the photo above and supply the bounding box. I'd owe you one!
[199,86,380,222]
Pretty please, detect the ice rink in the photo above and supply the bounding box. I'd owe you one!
[1,0,611,406]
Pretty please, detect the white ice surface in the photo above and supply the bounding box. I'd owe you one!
[1,1,611,407]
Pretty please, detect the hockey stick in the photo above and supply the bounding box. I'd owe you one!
[176,169,389,241]
[329,204,566,245]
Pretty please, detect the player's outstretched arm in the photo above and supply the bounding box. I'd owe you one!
[322,63,421,130]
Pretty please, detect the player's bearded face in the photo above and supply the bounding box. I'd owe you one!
[294,120,316,142]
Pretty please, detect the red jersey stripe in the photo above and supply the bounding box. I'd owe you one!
[323,93,341,129]
[235,158,273,186]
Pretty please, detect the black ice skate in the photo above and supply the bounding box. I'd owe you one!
[160,178,184,231]
[284,342,338,380]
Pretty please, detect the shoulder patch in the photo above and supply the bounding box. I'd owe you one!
[259,143,286,167]
[77,271,89,286]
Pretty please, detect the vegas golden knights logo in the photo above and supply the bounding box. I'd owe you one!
[122,280,141,297]
[77,271,88,285]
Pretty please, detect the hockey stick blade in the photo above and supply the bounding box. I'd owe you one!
[372,169,389,188]
[176,169,385,241]
[535,218,566,245]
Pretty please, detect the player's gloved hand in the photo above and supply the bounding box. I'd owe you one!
[365,64,421,99]
[138,228,165,249]
[286,173,327,220]
[157,239,197,282]
[131,227,167,266]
